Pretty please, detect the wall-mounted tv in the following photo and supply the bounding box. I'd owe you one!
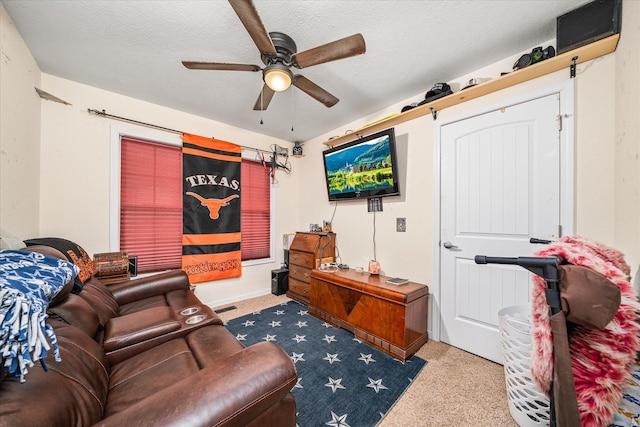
[322,128,400,201]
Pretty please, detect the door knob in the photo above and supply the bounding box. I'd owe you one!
[530,237,552,245]
[443,241,459,249]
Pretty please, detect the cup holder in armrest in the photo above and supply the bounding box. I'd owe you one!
[185,314,206,325]
[180,307,200,316]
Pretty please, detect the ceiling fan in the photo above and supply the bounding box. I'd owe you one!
[182,0,366,111]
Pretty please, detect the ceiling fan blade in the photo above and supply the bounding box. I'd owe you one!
[182,61,261,71]
[228,0,277,55]
[293,75,339,108]
[292,34,366,69]
[253,84,276,111]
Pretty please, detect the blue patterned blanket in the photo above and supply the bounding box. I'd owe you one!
[611,360,640,426]
[0,250,78,382]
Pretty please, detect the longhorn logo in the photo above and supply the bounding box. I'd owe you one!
[186,192,240,220]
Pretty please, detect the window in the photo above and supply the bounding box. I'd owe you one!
[119,135,272,273]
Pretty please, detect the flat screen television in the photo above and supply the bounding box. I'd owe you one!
[322,128,400,201]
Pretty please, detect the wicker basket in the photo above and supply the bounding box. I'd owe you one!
[498,305,550,426]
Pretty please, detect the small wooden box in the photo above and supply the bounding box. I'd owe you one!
[94,251,129,277]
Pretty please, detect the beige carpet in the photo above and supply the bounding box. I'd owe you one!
[214,293,519,427]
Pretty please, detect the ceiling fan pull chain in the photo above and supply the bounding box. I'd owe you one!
[260,80,264,125]
[291,87,295,132]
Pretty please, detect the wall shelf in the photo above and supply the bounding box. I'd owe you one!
[322,34,620,147]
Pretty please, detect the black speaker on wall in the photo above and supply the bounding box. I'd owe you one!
[556,0,622,54]
[271,268,288,296]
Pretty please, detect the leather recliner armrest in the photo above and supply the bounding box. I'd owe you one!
[94,342,298,427]
[103,307,181,353]
[107,270,191,305]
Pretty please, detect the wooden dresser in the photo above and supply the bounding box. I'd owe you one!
[309,268,428,361]
[287,232,335,305]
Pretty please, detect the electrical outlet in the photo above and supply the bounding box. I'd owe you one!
[367,197,383,212]
[397,218,406,232]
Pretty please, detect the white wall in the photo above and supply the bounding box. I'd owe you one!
[35,74,300,307]
[614,0,640,271]
[0,4,41,241]
[298,113,435,286]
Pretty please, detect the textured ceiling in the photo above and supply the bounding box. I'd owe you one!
[2,0,589,143]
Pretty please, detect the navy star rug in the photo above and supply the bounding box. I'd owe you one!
[224,300,427,427]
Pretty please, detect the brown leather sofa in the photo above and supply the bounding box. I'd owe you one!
[0,247,298,426]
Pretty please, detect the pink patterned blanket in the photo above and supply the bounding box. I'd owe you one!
[531,236,640,426]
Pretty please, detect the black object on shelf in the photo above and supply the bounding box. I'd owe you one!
[557,0,622,55]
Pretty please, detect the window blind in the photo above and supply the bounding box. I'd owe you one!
[241,159,271,261]
[120,137,182,273]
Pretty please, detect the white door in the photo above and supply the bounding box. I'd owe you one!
[440,94,561,363]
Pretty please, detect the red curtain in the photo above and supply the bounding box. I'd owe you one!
[120,137,182,273]
[241,159,271,261]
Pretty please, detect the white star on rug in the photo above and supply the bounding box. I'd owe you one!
[234,333,247,341]
[298,310,309,316]
[326,411,350,427]
[294,377,303,389]
[325,377,346,393]
[358,353,376,364]
[295,320,308,328]
[262,334,277,342]
[366,377,388,393]
[274,309,285,315]
[322,322,334,328]
[290,352,306,363]
[251,310,262,315]
[323,335,337,344]
[352,337,362,344]
[323,353,341,364]
[269,320,282,327]
[292,334,307,343]
[241,320,255,327]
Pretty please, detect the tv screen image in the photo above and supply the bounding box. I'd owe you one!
[322,128,400,201]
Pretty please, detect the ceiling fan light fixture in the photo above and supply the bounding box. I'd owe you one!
[264,64,293,92]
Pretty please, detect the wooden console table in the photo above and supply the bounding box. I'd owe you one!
[309,268,428,361]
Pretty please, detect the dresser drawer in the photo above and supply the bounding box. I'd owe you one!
[289,251,314,268]
[288,278,311,298]
[289,265,312,283]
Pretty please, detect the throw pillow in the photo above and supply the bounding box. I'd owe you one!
[24,237,97,294]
